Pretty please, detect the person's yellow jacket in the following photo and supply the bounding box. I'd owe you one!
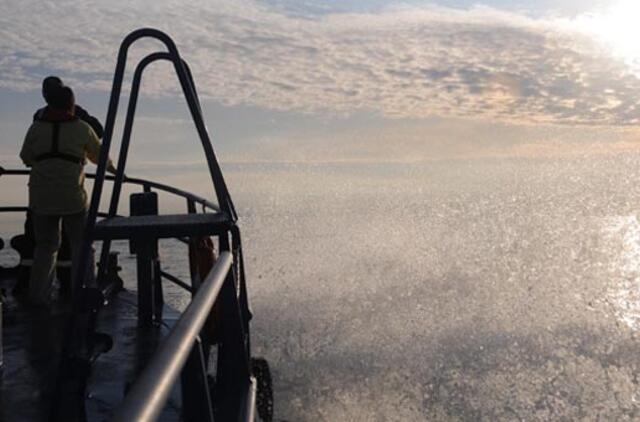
[20,118,104,215]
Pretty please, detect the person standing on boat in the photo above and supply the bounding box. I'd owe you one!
[34,76,104,138]
[12,76,105,298]
[14,77,104,298]
[19,85,116,308]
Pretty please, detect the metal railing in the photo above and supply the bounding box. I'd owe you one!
[0,168,214,294]
[112,251,235,421]
[0,168,219,213]
[0,168,257,421]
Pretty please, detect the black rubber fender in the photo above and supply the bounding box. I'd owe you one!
[252,357,274,422]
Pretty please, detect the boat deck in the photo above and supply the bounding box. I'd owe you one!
[0,273,183,421]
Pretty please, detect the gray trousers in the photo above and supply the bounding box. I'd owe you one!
[29,211,95,305]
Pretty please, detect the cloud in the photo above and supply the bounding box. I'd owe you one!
[1,0,639,125]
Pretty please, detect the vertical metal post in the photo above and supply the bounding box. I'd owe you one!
[181,336,215,422]
[187,198,199,298]
[232,227,252,338]
[130,191,159,325]
[136,242,155,326]
[214,232,251,419]
[215,269,251,420]
[153,260,164,322]
[187,199,196,214]
[0,299,3,369]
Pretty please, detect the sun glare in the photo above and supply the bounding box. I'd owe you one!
[586,0,640,64]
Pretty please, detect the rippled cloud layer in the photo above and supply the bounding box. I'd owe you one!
[1,0,639,125]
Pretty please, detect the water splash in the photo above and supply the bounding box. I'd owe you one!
[603,215,640,330]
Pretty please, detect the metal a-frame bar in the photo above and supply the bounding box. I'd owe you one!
[96,51,226,282]
[77,27,237,304]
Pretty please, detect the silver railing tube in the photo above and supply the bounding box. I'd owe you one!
[111,251,233,422]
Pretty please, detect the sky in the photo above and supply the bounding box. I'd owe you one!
[1,0,640,170]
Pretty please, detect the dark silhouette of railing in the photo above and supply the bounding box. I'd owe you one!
[111,251,251,422]
[0,168,215,293]
[0,166,260,421]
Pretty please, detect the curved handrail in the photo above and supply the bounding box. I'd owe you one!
[0,168,199,291]
[0,206,28,213]
[91,29,185,221]
[0,207,121,221]
[0,168,219,212]
[109,52,206,220]
[92,28,235,228]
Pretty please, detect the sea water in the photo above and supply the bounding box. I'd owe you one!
[2,155,640,420]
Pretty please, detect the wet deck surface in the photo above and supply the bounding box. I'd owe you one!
[0,276,181,421]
